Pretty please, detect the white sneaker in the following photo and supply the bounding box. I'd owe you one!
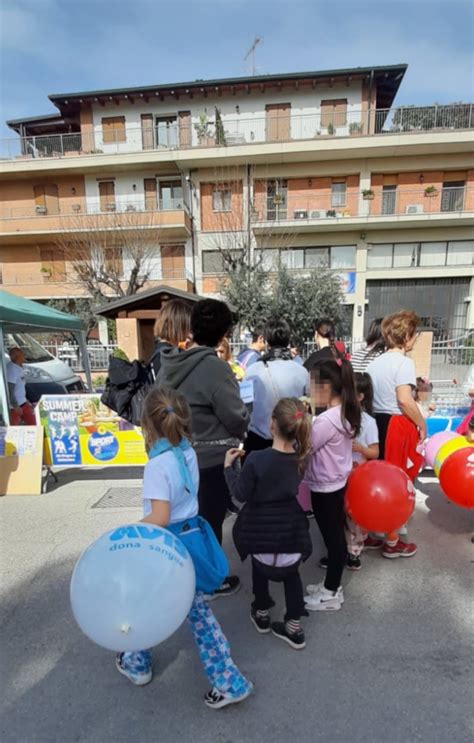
[304,585,343,611]
[305,582,344,604]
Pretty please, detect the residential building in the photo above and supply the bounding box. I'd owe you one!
[1,64,473,344]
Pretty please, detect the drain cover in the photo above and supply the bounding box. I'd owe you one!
[92,487,142,509]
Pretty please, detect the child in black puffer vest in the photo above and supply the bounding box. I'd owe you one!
[224,398,312,650]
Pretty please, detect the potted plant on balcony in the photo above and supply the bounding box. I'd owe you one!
[214,107,226,146]
[424,185,438,197]
[362,189,375,200]
[349,121,363,136]
[327,122,335,136]
[194,114,215,147]
[40,267,52,279]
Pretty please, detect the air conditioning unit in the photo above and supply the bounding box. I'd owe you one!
[405,204,424,215]
[35,205,47,215]
[106,202,117,212]
[310,210,323,219]
[294,210,308,219]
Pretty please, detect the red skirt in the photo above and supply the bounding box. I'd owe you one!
[385,415,423,483]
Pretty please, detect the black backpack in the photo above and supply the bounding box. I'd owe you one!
[101,351,158,426]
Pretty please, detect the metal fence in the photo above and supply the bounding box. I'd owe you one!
[2,103,472,161]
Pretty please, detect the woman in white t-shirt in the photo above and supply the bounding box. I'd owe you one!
[366,311,426,560]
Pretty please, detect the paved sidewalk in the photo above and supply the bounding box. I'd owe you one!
[1,467,473,743]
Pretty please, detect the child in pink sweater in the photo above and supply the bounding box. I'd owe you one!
[303,359,361,611]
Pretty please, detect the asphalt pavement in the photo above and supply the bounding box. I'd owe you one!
[1,466,473,743]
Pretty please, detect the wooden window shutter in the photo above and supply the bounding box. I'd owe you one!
[99,181,115,211]
[34,185,46,208]
[102,116,126,143]
[144,178,157,210]
[40,246,65,282]
[321,99,347,127]
[383,175,398,186]
[161,244,185,279]
[44,183,59,214]
[141,114,154,150]
[265,103,291,141]
[178,111,191,147]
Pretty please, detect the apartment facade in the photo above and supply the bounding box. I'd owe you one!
[1,64,473,341]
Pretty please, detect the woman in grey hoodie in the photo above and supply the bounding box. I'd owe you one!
[157,299,249,598]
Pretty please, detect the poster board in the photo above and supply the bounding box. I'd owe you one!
[0,426,44,495]
[36,395,147,467]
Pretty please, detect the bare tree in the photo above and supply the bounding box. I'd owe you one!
[53,209,162,301]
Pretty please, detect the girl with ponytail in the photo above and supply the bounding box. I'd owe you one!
[303,359,361,612]
[304,318,345,372]
[224,398,312,650]
[116,386,252,709]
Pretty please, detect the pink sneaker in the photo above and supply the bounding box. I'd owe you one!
[382,540,417,559]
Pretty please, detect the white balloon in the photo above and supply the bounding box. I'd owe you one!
[70,523,196,652]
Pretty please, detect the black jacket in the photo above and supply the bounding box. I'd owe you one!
[224,449,312,561]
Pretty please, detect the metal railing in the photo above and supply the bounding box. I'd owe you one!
[1,103,472,161]
[0,196,189,220]
[251,187,474,223]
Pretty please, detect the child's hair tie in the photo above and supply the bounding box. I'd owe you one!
[294,411,304,420]
[165,405,174,414]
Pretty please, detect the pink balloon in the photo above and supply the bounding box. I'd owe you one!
[424,431,458,468]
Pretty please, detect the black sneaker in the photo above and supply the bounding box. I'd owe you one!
[226,501,240,517]
[250,609,271,634]
[204,686,252,709]
[346,554,362,571]
[209,575,241,600]
[305,509,315,519]
[318,556,328,569]
[270,621,306,650]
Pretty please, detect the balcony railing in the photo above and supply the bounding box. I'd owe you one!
[1,267,194,289]
[1,104,472,161]
[251,186,474,224]
[0,196,189,221]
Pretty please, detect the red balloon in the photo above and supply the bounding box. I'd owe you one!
[439,447,474,509]
[345,461,416,533]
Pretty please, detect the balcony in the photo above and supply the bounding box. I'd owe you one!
[1,104,472,161]
[251,186,474,233]
[0,197,191,240]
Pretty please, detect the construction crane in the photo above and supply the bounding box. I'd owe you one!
[244,36,262,76]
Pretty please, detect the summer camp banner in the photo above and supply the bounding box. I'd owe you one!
[37,394,147,467]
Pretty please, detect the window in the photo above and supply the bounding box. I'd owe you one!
[212,187,232,212]
[161,245,185,278]
[381,185,397,215]
[202,250,242,274]
[331,182,346,207]
[102,116,126,144]
[98,181,116,211]
[367,244,393,269]
[447,240,474,266]
[441,181,465,212]
[279,249,304,269]
[160,180,183,210]
[40,247,65,282]
[393,243,417,268]
[33,184,59,215]
[266,179,287,220]
[305,248,329,268]
[419,242,447,267]
[105,248,122,274]
[155,116,177,148]
[331,246,356,269]
[368,240,473,269]
[321,99,348,128]
[255,249,280,271]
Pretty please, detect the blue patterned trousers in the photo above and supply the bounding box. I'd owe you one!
[121,592,252,698]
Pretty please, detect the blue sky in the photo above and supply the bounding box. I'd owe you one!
[0,0,473,139]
